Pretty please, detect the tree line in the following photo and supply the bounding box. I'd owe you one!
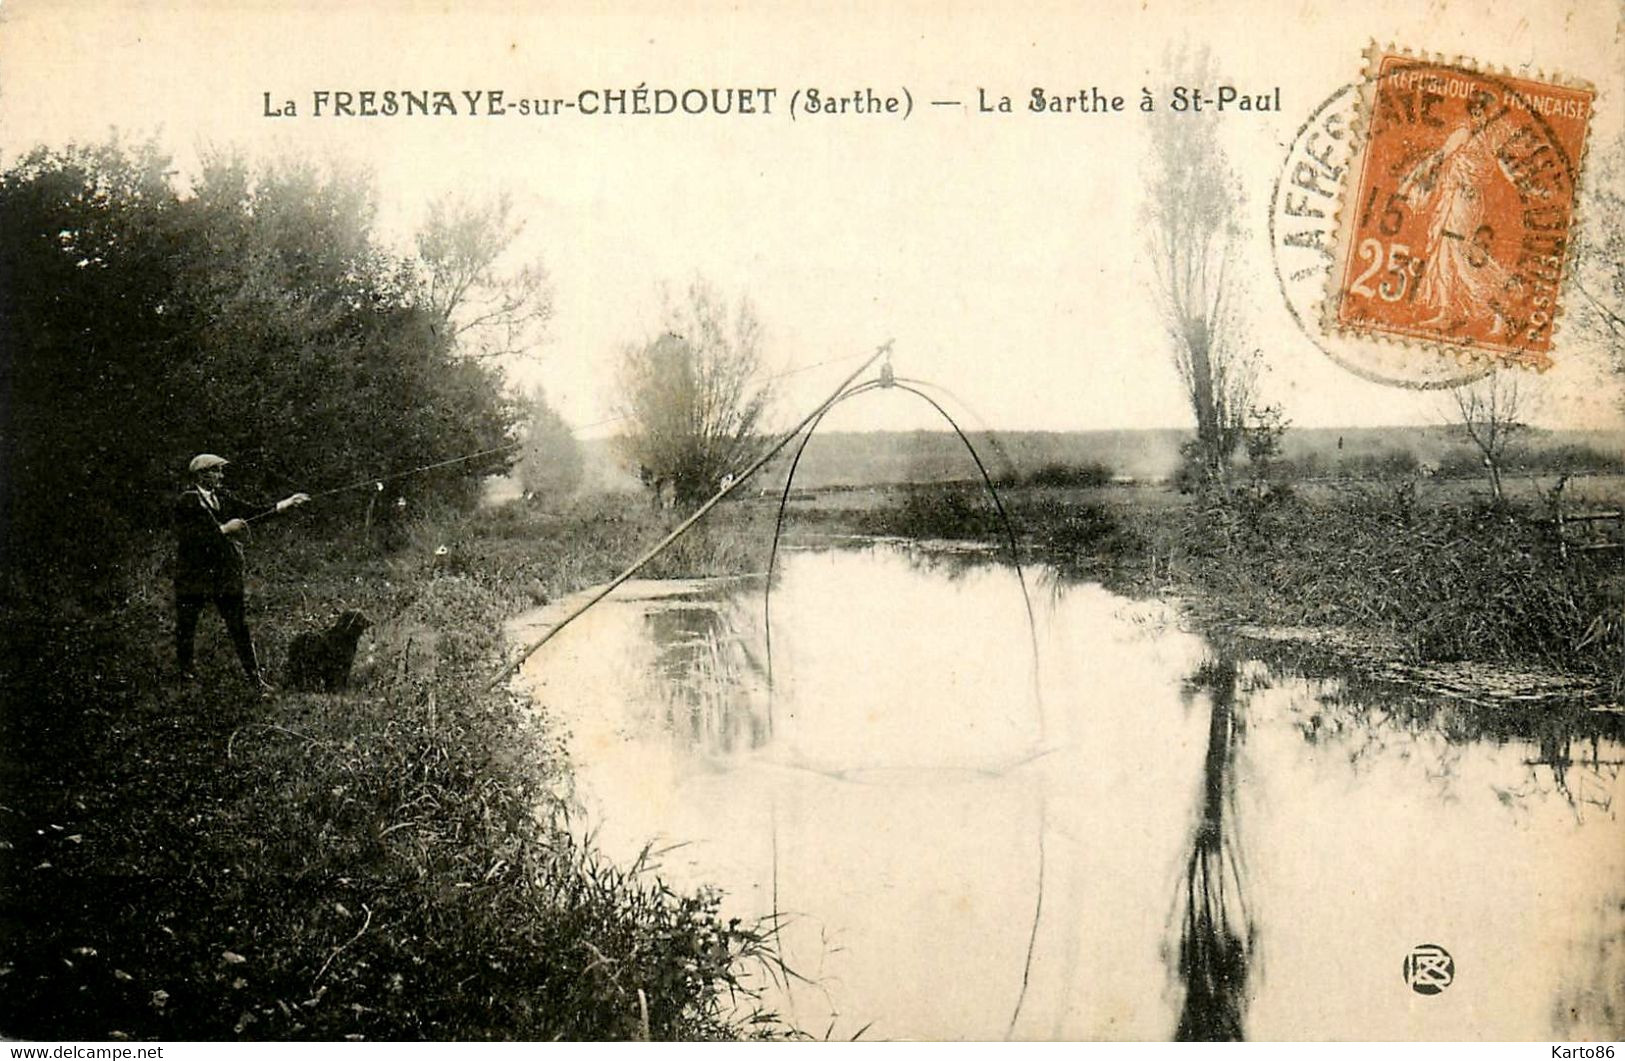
[0,139,528,580]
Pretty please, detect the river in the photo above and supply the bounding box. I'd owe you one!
[514,542,1625,1041]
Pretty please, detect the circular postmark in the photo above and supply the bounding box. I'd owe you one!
[1402,942,1455,995]
[1268,83,1476,388]
[1271,55,1593,389]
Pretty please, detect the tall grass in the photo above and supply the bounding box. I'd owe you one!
[1145,485,1625,682]
[0,493,785,1041]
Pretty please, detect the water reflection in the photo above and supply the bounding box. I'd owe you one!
[1238,634,1625,821]
[640,595,771,753]
[517,544,1625,1041]
[1172,656,1255,1042]
[1509,720,1622,821]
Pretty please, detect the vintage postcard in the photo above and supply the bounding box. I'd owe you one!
[1,0,1622,1047]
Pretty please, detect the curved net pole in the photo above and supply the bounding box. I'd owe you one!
[489,342,891,689]
[1007,788,1047,1039]
[890,376,1022,485]
[764,379,888,701]
[764,377,1048,1035]
[763,378,1043,742]
[889,381,1043,737]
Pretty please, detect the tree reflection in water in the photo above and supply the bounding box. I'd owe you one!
[1172,655,1256,1042]
[1512,723,1621,821]
[1251,637,1625,822]
[639,593,770,754]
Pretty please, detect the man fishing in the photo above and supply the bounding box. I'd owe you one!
[175,453,309,692]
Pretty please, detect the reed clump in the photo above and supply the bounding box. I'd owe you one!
[1145,485,1624,682]
[855,481,1013,541]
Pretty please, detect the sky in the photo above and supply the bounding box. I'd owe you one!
[2,0,1621,438]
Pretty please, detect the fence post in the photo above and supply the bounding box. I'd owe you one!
[1550,475,1569,561]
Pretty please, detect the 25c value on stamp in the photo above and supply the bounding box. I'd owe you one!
[1272,48,1595,388]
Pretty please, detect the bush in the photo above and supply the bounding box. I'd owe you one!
[1025,461,1113,488]
[1507,443,1625,476]
[858,483,1010,541]
[1434,448,1490,479]
[1028,498,1141,569]
[1332,448,1420,480]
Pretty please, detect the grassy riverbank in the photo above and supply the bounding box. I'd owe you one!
[0,495,781,1041]
[4,472,1619,1041]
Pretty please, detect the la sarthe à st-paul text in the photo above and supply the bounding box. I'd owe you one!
[261,82,1284,120]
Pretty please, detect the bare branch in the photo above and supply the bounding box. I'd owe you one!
[416,192,554,362]
[1449,373,1526,503]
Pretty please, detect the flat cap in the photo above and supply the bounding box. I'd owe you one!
[188,453,230,474]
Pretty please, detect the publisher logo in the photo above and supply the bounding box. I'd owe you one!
[1403,943,1455,995]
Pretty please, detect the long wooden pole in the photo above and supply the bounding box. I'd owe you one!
[488,340,892,688]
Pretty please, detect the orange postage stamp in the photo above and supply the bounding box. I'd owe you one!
[1326,49,1595,372]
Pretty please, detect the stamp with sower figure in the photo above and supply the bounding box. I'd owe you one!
[1325,48,1594,373]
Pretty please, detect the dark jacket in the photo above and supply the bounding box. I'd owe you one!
[174,487,271,596]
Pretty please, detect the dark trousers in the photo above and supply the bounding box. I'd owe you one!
[176,592,260,679]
